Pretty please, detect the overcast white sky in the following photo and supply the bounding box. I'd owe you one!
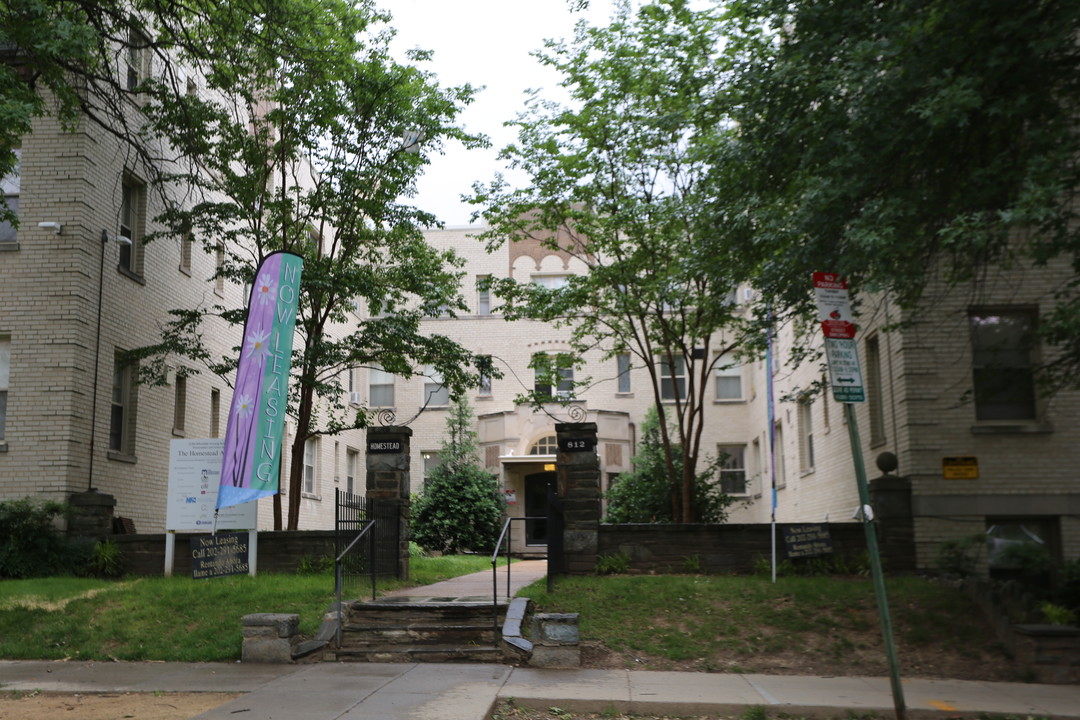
[390,0,617,226]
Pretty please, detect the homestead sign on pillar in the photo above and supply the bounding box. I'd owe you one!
[366,426,412,580]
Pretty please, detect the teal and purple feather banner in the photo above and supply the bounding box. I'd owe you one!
[217,252,303,510]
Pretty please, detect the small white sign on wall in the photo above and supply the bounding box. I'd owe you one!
[166,439,257,531]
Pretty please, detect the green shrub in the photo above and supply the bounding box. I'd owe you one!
[0,498,77,579]
[604,408,737,524]
[296,554,334,574]
[412,398,503,554]
[596,551,630,575]
[1040,601,1078,626]
[87,539,125,578]
[408,541,428,558]
[936,533,985,578]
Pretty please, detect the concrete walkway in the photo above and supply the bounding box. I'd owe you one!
[2,561,1078,719]
[2,659,1078,719]
[380,558,549,602]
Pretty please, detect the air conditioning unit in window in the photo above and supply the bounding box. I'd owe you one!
[348,392,363,408]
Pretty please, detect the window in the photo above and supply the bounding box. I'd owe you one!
[303,436,318,495]
[0,149,20,244]
[751,438,762,497]
[533,353,573,400]
[213,244,225,295]
[866,335,886,445]
[125,28,147,91]
[660,355,686,401]
[970,309,1038,421]
[210,388,221,438]
[0,335,9,440]
[714,353,743,401]
[616,353,631,394]
[345,449,358,495]
[532,274,569,290]
[773,423,786,488]
[529,435,558,455]
[172,373,187,436]
[369,364,394,407]
[423,365,450,407]
[119,178,144,275]
[422,451,441,487]
[477,275,491,315]
[180,231,193,275]
[798,399,815,472]
[479,359,493,398]
[717,445,747,495]
[109,352,137,455]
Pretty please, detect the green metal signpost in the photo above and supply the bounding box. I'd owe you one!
[814,273,906,720]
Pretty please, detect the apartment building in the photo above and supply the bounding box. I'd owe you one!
[4,122,1077,572]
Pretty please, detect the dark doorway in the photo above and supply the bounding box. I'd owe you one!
[524,471,557,545]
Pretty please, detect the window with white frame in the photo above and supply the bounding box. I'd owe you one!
[969,309,1038,421]
[0,149,20,244]
[213,244,225,295]
[529,435,558,455]
[532,274,569,290]
[751,437,762,497]
[773,422,786,488]
[478,356,493,397]
[616,353,631,394]
[798,399,815,472]
[345,449,358,495]
[119,177,144,275]
[660,355,686,401]
[422,451,441,487]
[369,363,394,407]
[125,28,148,91]
[477,275,491,315]
[0,335,9,440]
[714,353,743,401]
[866,335,886,445]
[303,436,318,495]
[717,444,748,495]
[423,364,450,407]
[533,353,574,401]
[109,352,137,455]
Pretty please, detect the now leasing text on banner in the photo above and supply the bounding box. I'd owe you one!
[217,252,304,510]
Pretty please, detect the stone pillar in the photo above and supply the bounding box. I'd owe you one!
[365,426,411,580]
[67,489,116,538]
[869,452,915,572]
[554,422,600,575]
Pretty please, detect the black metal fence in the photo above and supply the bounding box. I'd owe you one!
[335,490,401,600]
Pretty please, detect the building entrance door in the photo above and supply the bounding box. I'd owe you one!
[524,471,556,546]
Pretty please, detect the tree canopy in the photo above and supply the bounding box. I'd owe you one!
[471,0,758,522]
[720,0,1080,385]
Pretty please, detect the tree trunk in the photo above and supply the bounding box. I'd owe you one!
[273,493,282,531]
[286,389,315,530]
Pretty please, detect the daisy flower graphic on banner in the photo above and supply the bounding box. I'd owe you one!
[235,393,254,418]
[253,272,277,306]
[245,327,271,360]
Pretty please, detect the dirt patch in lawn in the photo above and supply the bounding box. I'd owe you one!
[0,691,240,720]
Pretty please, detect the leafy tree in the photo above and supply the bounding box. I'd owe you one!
[0,498,73,578]
[471,0,758,523]
[122,2,490,530]
[604,408,736,524]
[719,0,1080,387]
[411,397,503,554]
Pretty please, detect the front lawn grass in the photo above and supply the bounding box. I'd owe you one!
[0,554,500,662]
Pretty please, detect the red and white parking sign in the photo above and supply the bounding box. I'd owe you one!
[812,272,857,339]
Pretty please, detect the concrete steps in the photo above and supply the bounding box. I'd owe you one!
[332,597,506,663]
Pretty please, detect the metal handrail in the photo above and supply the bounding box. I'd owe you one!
[490,516,545,637]
[335,519,376,647]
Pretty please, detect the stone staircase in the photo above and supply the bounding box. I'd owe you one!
[330,596,507,663]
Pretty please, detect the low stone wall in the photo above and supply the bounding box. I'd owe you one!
[112,530,339,576]
[597,522,880,575]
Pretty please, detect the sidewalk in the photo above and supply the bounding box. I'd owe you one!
[2,561,1078,719]
[2,659,1077,719]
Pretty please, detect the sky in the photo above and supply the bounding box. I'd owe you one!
[390,0,617,226]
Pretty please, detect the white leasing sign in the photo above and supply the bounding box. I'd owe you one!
[166,439,257,531]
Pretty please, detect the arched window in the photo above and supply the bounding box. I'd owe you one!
[529,435,558,455]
